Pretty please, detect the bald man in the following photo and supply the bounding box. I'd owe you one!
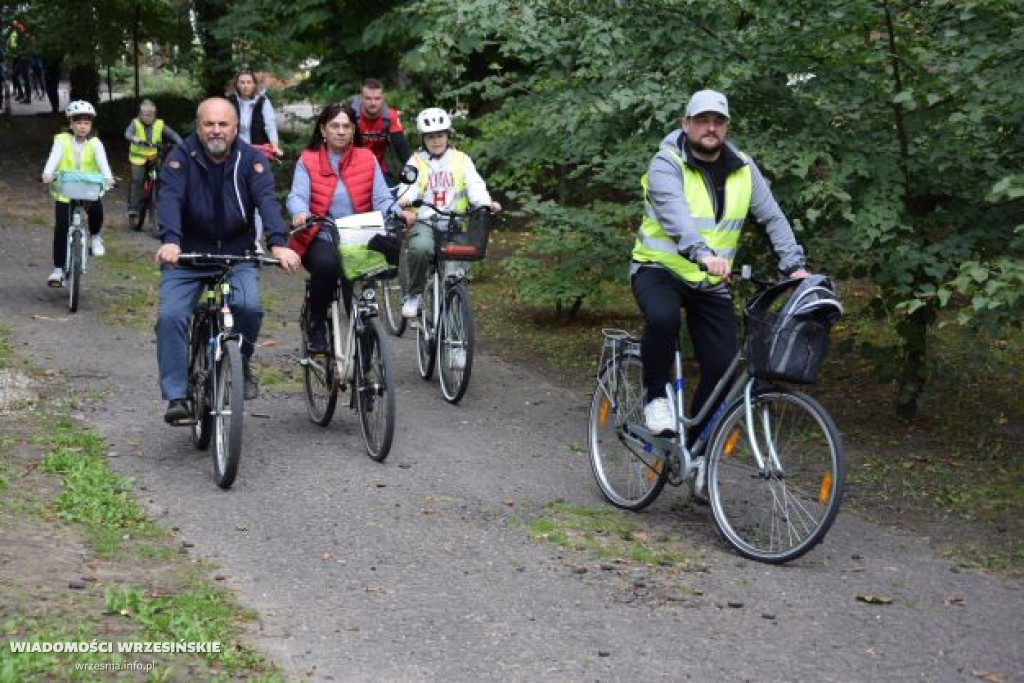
[155,97,300,425]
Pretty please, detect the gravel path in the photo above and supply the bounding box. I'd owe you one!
[2,117,1022,682]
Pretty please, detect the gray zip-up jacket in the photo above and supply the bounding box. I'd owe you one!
[634,129,805,277]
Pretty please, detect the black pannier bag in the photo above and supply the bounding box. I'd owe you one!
[744,274,843,384]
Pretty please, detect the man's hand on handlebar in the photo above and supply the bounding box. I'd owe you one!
[270,245,301,274]
[156,243,182,266]
[700,254,731,278]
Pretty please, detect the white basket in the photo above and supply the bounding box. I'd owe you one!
[334,211,385,247]
[54,172,106,201]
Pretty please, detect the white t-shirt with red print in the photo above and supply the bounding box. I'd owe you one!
[400,147,493,220]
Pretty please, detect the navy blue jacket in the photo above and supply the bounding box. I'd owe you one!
[157,134,286,253]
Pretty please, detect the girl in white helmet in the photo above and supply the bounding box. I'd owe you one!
[397,107,502,318]
[40,100,115,286]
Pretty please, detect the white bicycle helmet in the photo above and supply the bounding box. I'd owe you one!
[416,107,452,134]
[66,100,97,118]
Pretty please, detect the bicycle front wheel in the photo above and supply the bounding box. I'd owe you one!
[380,276,407,337]
[707,388,845,564]
[355,318,395,462]
[301,302,338,426]
[438,282,474,404]
[147,184,159,237]
[212,339,245,489]
[416,278,436,380]
[67,229,82,313]
[587,351,668,510]
[188,315,213,449]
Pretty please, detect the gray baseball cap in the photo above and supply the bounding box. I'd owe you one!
[685,89,730,119]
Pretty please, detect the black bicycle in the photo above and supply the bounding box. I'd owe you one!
[131,142,171,236]
[178,252,279,488]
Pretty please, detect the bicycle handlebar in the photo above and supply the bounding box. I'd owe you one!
[176,252,281,268]
[289,213,405,237]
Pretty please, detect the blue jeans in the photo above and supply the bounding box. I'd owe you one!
[156,262,263,400]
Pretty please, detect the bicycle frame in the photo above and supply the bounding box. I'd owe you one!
[325,279,381,385]
[65,201,90,275]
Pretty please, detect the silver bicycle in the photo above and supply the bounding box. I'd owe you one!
[587,268,845,563]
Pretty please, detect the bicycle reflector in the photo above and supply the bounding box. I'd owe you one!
[819,472,832,504]
[598,397,610,428]
[723,428,741,457]
[442,244,479,259]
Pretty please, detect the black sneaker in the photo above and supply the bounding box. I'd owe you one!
[306,323,329,354]
[164,399,191,425]
[243,362,259,400]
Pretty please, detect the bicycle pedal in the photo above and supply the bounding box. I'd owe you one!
[169,416,197,427]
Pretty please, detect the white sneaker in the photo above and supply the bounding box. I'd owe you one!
[89,235,105,256]
[401,294,421,319]
[643,398,676,436]
[692,456,708,504]
[47,267,64,287]
[449,348,466,370]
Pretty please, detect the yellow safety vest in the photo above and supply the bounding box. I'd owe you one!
[413,149,469,212]
[632,146,752,284]
[128,119,165,165]
[52,133,100,203]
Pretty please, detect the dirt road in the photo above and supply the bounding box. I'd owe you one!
[2,115,1022,682]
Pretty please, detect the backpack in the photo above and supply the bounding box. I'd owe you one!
[744,275,843,384]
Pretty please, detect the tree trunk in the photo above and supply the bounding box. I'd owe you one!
[68,64,99,103]
[894,304,933,419]
[192,0,234,97]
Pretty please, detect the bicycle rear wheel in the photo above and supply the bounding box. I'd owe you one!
[587,351,669,510]
[416,278,436,380]
[355,318,395,461]
[707,388,845,563]
[301,300,338,426]
[438,282,474,404]
[67,228,82,313]
[380,276,407,337]
[212,339,244,489]
[188,314,213,449]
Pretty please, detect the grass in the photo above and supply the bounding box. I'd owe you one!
[0,324,281,680]
[525,500,694,568]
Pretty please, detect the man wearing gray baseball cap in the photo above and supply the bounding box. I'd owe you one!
[629,88,810,471]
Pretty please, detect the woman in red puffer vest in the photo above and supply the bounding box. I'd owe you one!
[287,101,413,353]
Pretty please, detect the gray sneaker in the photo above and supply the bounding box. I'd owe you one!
[243,362,259,400]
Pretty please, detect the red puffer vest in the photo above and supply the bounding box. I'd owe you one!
[288,144,378,258]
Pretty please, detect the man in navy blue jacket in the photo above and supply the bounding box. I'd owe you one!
[155,97,300,425]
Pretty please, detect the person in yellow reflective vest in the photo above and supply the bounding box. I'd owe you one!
[124,98,183,225]
[630,89,810,446]
[40,100,115,286]
[396,107,501,323]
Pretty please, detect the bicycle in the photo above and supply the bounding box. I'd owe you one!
[51,171,108,313]
[410,199,493,404]
[294,212,399,461]
[177,252,280,489]
[587,267,845,564]
[130,141,172,236]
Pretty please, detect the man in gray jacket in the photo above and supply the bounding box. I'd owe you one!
[630,89,810,453]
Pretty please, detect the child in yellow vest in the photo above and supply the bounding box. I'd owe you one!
[40,100,115,286]
[124,98,182,224]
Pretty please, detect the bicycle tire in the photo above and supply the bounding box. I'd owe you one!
[67,228,82,313]
[188,314,213,450]
[132,193,147,232]
[438,282,474,404]
[707,388,845,564]
[301,300,338,426]
[416,278,436,380]
[355,318,395,461]
[146,184,157,237]
[380,276,407,337]
[587,350,669,510]
[212,339,244,489]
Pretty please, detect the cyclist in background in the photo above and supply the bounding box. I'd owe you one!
[125,98,183,226]
[396,107,501,319]
[227,66,282,252]
[155,97,300,424]
[631,89,808,438]
[40,100,115,286]
[351,78,410,185]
